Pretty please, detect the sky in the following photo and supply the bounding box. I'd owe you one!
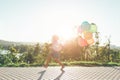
[0,0,120,45]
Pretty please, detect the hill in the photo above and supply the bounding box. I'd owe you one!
[0,40,35,46]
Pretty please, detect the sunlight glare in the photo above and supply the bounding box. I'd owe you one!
[51,26,76,43]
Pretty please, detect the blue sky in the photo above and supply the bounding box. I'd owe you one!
[0,0,120,45]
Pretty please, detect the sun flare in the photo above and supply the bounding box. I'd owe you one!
[48,26,76,43]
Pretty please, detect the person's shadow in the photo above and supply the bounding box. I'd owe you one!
[112,66,120,71]
[54,71,65,80]
[37,70,46,80]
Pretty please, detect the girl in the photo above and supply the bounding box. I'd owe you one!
[44,35,64,72]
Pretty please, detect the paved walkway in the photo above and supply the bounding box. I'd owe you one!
[0,66,120,80]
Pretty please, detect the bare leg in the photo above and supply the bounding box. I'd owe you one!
[54,58,64,72]
[44,55,51,68]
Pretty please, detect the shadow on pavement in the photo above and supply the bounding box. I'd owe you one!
[54,71,65,80]
[38,70,46,80]
[112,66,120,71]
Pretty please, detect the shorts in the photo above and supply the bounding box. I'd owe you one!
[50,51,60,59]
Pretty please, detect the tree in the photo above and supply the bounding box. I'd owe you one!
[33,43,41,56]
[95,32,99,60]
[24,52,34,64]
[0,54,5,65]
[7,45,18,63]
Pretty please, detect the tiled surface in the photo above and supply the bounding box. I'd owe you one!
[0,66,120,80]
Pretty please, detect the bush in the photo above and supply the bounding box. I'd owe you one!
[30,63,42,67]
[5,63,19,67]
[19,63,29,67]
[0,63,3,67]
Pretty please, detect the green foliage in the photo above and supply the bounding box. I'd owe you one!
[24,52,34,64]
[6,63,19,67]
[33,43,41,56]
[0,54,5,64]
[30,63,43,67]
[1,34,120,67]
[9,46,17,53]
[19,63,29,67]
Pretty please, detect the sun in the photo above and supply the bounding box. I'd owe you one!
[51,26,76,43]
[31,25,76,43]
[33,12,78,43]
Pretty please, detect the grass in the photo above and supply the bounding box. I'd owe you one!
[1,61,120,67]
[49,61,120,67]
